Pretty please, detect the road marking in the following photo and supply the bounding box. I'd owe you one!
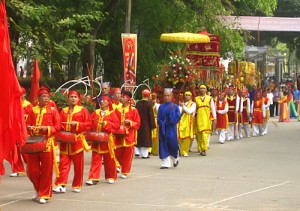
[0,200,21,207]
[197,181,290,208]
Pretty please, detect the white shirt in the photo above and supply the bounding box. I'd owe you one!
[267,93,274,104]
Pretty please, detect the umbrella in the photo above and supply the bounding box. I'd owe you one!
[160,32,210,43]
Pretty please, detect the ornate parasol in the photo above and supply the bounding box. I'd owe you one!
[160,32,210,43]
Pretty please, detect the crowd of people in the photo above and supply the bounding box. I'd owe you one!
[7,81,299,204]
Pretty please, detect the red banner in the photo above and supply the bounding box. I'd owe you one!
[121,34,137,87]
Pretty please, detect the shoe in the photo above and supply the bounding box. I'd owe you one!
[72,188,81,193]
[142,156,150,159]
[107,179,115,184]
[135,154,140,157]
[200,151,206,156]
[173,160,179,167]
[86,180,98,185]
[39,198,47,204]
[116,167,121,173]
[52,186,66,193]
[32,193,39,201]
[9,172,21,177]
[160,166,169,169]
[120,174,127,179]
[183,154,188,157]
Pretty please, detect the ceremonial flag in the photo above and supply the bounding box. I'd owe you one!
[0,0,26,175]
[121,33,137,89]
[29,58,41,103]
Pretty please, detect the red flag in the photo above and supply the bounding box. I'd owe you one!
[0,0,27,175]
[29,58,41,103]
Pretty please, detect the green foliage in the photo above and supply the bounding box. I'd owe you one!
[7,0,278,89]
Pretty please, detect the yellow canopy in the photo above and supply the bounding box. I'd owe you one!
[160,32,210,43]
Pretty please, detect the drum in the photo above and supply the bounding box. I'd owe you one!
[21,136,47,154]
[113,126,128,137]
[85,131,109,143]
[55,131,76,143]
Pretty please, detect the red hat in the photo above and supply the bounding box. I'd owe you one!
[142,89,151,97]
[68,90,80,98]
[38,87,50,96]
[114,88,121,93]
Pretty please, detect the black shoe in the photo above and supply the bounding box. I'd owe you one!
[173,160,179,167]
[160,166,169,169]
[142,156,150,159]
[135,154,140,157]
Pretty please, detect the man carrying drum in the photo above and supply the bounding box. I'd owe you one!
[86,96,120,185]
[53,90,91,193]
[25,87,61,204]
[114,90,140,179]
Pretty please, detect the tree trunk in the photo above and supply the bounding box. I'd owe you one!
[125,0,131,33]
[68,53,77,80]
[82,36,96,79]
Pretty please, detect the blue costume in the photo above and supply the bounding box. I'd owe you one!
[157,102,181,160]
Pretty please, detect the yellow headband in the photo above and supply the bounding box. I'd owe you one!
[199,85,207,90]
[184,91,192,96]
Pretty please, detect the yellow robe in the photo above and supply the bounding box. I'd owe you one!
[178,100,194,139]
[195,95,212,134]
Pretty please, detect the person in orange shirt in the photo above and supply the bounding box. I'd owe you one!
[114,90,140,179]
[86,96,120,185]
[53,90,91,193]
[26,87,61,204]
[9,87,32,177]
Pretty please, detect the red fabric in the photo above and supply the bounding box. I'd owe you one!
[216,101,228,130]
[55,152,84,188]
[29,58,41,103]
[0,1,26,175]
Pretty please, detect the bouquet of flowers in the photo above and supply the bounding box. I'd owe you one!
[152,51,199,89]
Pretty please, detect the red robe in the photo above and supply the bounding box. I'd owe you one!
[26,104,61,200]
[241,97,249,124]
[114,105,140,175]
[252,99,264,125]
[88,109,120,181]
[216,101,228,130]
[54,105,91,189]
[227,96,237,123]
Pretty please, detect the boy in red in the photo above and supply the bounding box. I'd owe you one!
[215,92,228,144]
[250,90,266,136]
[114,90,140,179]
[86,96,120,185]
[53,90,91,193]
[26,88,61,204]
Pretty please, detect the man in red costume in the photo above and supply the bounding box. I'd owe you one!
[86,96,120,185]
[9,87,32,177]
[53,90,91,193]
[112,88,122,111]
[26,87,61,204]
[114,90,140,179]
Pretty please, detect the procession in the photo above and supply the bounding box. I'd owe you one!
[1,0,300,210]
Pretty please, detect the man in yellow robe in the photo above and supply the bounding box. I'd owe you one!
[178,91,196,157]
[194,85,216,156]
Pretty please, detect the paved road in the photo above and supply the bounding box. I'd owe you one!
[1,117,300,211]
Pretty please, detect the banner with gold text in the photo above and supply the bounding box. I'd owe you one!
[121,33,137,88]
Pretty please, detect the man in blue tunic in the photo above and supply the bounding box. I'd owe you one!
[157,88,181,169]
